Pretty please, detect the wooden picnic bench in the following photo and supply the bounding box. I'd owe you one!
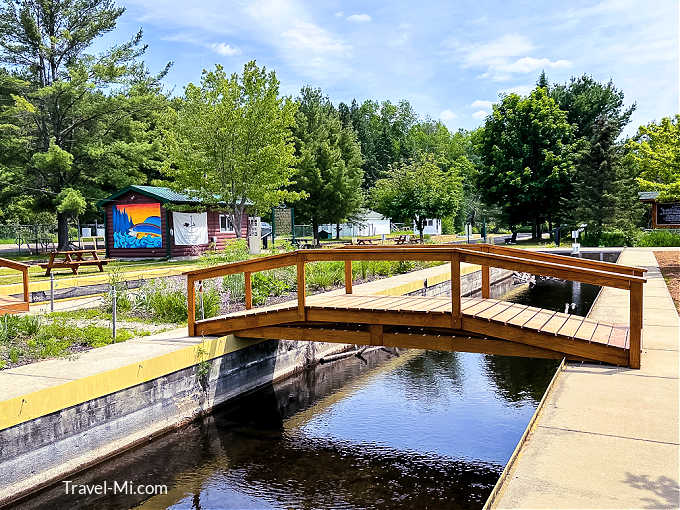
[356,238,375,245]
[393,234,423,245]
[39,250,114,276]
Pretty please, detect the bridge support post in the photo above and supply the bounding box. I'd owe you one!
[481,245,490,299]
[297,253,306,321]
[187,276,195,336]
[369,324,383,345]
[451,252,461,329]
[345,260,352,294]
[629,281,643,369]
[245,272,252,309]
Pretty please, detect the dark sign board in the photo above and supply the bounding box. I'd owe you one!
[656,202,680,226]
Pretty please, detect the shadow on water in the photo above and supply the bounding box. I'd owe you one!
[15,252,616,510]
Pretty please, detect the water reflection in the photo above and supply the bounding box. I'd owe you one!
[17,347,556,510]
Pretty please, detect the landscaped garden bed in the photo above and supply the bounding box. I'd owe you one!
[655,251,680,313]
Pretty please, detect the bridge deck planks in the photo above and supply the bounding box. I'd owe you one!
[0,295,29,315]
[196,293,630,365]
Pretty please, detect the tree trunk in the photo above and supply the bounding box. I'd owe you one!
[233,209,243,239]
[57,212,70,250]
[312,218,319,244]
[531,219,538,241]
[511,228,518,243]
[416,217,424,242]
[336,223,340,239]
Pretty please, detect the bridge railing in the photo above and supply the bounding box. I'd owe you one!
[184,244,646,368]
[0,258,29,305]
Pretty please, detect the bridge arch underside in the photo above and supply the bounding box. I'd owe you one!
[197,296,630,367]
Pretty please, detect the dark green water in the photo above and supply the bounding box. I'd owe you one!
[15,256,611,510]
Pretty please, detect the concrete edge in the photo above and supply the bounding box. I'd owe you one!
[483,357,567,510]
[0,335,267,430]
[0,263,461,431]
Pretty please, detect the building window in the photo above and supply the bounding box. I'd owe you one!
[219,214,235,233]
[426,219,434,227]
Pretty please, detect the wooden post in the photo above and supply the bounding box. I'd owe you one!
[482,245,490,299]
[345,260,353,294]
[244,271,252,309]
[369,324,383,345]
[187,276,196,336]
[629,282,643,369]
[21,266,29,304]
[451,251,461,329]
[297,253,306,320]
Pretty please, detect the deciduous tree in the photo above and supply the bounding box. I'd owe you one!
[476,88,576,240]
[162,62,302,238]
[372,157,462,241]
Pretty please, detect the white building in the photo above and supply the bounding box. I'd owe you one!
[319,210,391,238]
[413,218,442,236]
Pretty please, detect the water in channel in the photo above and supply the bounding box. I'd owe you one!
[17,252,614,510]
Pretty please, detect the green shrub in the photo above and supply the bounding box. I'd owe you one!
[582,230,638,247]
[135,278,220,323]
[0,314,41,343]
[104,262,132,312]
[252,269,295,304]
[306,262,344,291]
[222,273,245,302]
[200,239,249,266]
[635,230,680,247]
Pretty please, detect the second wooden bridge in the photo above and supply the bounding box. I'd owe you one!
[185,244,647,368]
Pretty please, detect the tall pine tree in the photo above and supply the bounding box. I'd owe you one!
[290,87,363,241]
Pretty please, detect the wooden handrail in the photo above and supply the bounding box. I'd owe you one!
[0,258,30,305]
[340,243,646,277]
[185,245,645,367]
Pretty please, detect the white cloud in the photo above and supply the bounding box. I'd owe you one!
[448,34,571,81]
[282,21,349,55]
[457,34,534,67]
[209,42,241,56]
[472,110,488,120]
[346,13,372,23]
[470,100,494,110]
[498,84,534,97]
[496,56,571,74]
[334,11,344,17]
[439,109,457,121]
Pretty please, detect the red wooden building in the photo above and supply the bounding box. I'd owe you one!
[97,186,249,259]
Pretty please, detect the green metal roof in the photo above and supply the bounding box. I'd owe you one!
[97,185,252,207]
[638,191,660,201]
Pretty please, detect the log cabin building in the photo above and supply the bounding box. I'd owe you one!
[98,185,250,259]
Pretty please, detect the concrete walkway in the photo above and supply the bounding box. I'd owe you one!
[491,248,680,509]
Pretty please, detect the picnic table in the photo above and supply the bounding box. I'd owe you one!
[39,250,114,276]
[356,238,376,245]
[392,235,424,245]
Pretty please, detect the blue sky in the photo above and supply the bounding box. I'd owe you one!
[108,0,678,135]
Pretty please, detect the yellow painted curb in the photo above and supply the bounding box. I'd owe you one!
[0,335,265,430]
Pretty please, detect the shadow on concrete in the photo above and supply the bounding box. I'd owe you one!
[624,472,680,509]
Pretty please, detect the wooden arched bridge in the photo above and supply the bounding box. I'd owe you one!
[184,244,646,369]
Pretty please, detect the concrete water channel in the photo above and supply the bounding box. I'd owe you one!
[6,252,618,509]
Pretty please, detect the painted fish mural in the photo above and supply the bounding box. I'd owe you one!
[113,203,163,249]
[128,216,162,239]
